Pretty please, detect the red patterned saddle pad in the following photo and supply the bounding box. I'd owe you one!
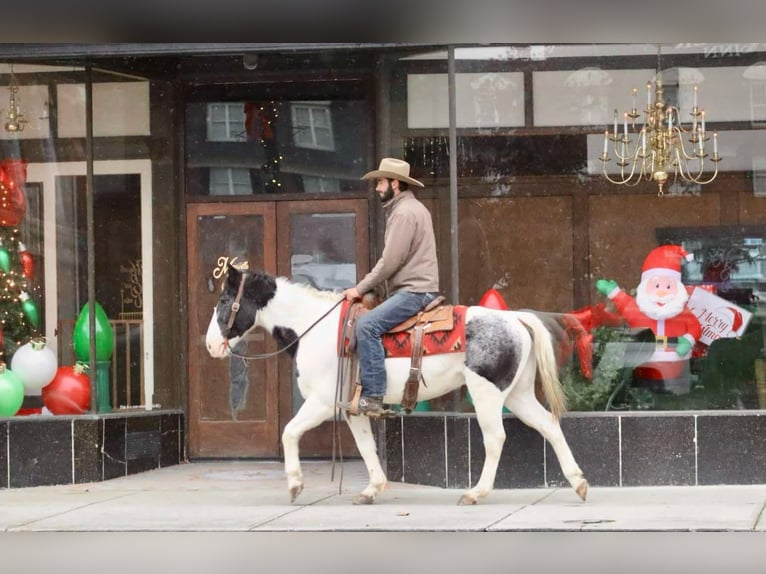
[338,301,467,358]
[382,305,467,358]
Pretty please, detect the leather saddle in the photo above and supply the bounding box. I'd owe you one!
[342,294,450,413]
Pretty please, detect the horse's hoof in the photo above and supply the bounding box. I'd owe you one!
[289,483,304,503]
[457,494,478,505]
[353,494,375,505]
[575,479,589,501]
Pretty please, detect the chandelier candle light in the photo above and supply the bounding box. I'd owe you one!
[600,63,721,196]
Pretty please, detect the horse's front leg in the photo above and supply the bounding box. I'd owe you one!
[344,414,387,504]
[281,394,334,503]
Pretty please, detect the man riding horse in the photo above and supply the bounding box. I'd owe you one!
[340,158,440,416]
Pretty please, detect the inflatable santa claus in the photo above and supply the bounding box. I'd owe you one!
[595,244,702,395]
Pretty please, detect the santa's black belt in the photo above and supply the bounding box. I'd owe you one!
[655,336,679,347]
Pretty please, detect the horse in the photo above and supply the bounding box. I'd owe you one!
[205,265,589,505]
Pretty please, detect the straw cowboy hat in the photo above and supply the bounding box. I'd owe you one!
[361,158,425,188]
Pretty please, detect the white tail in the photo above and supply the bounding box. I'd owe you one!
[518,311,568,420]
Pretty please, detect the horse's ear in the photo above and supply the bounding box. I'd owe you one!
[225,264,242,290]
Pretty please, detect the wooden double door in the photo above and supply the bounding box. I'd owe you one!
[186,199,369,458]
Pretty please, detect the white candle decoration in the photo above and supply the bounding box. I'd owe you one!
[693,85,698,110]
[613,109,618,136]
[603,131,609,154]
[713,131,718,155]
[623,112,628,137]
[646,82,652,107]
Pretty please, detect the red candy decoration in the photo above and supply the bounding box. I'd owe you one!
[19,247,33,280]
[0,159,27,227]
[42,364,91,415]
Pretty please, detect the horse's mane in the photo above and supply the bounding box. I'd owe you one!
[276,276,344,303]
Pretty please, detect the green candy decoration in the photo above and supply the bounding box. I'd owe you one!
[18,291,40,328]
[73,302,115,361]
[0,244,9,273]
[0,364,24,417]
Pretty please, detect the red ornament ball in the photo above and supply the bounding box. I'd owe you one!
[42,364,90,415]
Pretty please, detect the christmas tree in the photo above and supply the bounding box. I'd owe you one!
[0,159,41,361]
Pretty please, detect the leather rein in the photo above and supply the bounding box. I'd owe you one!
[223,273,344,361]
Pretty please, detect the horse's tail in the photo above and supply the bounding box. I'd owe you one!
[517,311,568,420]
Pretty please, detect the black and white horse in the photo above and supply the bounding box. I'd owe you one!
[206,265,588,505]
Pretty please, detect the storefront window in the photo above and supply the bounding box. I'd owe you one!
[387,43,766,412]
[0,59,179,416]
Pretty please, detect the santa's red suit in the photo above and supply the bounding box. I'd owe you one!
[609,290,702,381]
[601,244,703,391]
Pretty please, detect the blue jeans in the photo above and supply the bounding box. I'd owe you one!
[356,290,439,398]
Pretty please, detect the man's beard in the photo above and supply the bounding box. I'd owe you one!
[378,182,394,203]
[635,279,689,320]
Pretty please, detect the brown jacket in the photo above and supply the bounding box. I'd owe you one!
[356,190,439,295]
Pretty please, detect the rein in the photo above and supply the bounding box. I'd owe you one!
[226,294,345,361]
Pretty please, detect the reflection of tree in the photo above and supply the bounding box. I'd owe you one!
[699,245,756,285]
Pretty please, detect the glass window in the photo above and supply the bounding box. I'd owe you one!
[302,175,340,193]
[0,60,175,414]
[206,103,246,142]
[186,93,368,196]
[209,167,252,195]
[290,102,335,150]
[386,43,766,413]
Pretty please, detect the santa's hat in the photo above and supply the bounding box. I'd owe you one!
[641,245,694,282]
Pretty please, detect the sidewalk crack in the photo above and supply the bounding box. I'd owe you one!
[247,493,337,530]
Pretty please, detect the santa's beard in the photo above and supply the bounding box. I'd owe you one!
[635,278,689,320]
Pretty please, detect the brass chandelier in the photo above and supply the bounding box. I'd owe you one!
[3,64,28,133]
[599,48,721,196]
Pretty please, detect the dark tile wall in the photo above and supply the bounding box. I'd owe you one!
[0,421,7,489]
[446,417,470,489]
[9,419,73,487]
[384,411,766,489]
[74,418,103,484]
[546,415,621,487]
[472,417,545,489]
[383,417,403,483]
[0,410,185,489]
[697,413,766,485]
[621,416,696,486]
[402,416,447,487]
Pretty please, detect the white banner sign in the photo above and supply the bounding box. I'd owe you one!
[687,287,753,346]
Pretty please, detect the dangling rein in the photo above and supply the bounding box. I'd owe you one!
[226,297,345,360]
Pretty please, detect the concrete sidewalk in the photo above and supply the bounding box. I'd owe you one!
[1,459,766,532]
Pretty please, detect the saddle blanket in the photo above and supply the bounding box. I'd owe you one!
[338,301,467,359]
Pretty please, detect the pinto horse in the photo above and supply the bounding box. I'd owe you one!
[206,265,588,505]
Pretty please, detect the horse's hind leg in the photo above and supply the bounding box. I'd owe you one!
[504,392,588,501]
[281,394,334,503]
[459,372,508,505]
[344,414,387,504]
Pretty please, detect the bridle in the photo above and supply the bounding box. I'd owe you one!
[221,273,344,360]
[223,272,247,341]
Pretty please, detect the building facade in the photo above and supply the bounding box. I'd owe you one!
[0,43,765,487]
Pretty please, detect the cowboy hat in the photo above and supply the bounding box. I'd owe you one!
[361,158,424,188]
